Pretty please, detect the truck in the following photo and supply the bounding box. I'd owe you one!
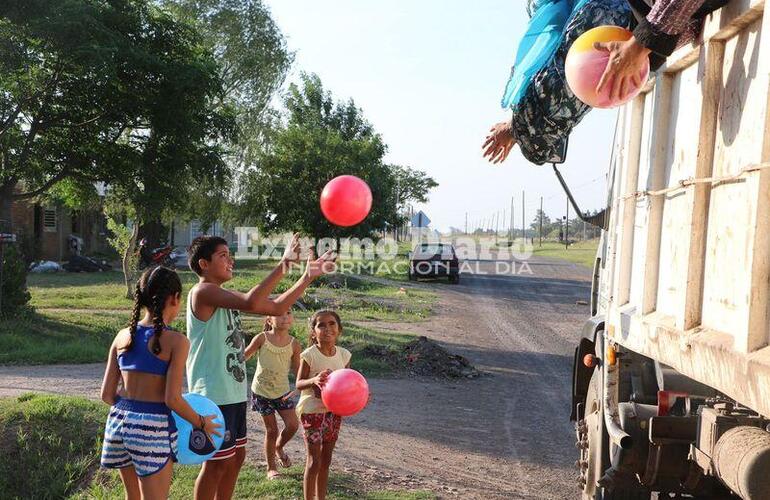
[570,1,770,498]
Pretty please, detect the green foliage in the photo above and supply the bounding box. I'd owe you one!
[0,394,105,498]
[0,243,31,318]
[0,0,235,225]
[239,73,437,239]
[105,217,134,262]
[161,0,294,229]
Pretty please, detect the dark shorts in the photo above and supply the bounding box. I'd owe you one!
[301,412,342,445]
[211,401,247,461]
[251,391,297,416]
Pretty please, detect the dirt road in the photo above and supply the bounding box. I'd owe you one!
[0,254,591,499]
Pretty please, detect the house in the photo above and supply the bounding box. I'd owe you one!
[9,197,110,262]
[168,220,236,249]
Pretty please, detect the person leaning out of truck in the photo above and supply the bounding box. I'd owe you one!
[482,0,728,166]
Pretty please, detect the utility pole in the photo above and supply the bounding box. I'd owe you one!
[539,196,543,247]
[510,196,515,240]
[521,190,525,242]
[565,196,569,250]
[465,212,468,235]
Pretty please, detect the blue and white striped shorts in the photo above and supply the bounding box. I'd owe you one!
[100,399,178,477]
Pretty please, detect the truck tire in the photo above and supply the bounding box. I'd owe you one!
[578,371,650,500]
[579,370,606,500]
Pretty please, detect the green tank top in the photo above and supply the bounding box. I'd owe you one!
[186,290,247,406]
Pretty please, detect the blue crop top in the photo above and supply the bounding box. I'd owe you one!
[118,324,170,376]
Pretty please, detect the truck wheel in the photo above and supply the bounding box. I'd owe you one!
[577,370,651,500]
[578,370,605,499]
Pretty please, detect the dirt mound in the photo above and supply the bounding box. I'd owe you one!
[403,336,481,379]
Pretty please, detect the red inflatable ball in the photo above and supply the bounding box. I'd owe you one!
[321,368,369,417]
[320,175,373,227]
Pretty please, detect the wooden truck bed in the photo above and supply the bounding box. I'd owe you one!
[600,0,770,416]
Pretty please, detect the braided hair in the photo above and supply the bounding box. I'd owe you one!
[124,266,182,354]
[307,310,342,346]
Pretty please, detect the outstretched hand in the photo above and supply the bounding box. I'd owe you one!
[281,233,302,265]
[482,121,516,164]
[594,38,650,103]
[304,249,337,279]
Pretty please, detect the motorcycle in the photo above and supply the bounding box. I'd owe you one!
[137,238,176,269]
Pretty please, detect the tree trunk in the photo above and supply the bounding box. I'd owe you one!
[123,223,139,299]
[0,179,16,228]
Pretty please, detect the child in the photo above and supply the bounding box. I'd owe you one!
[100,266,222,500]
[186,234,334,500]
[244,311,301,480]
[295,310,351,500]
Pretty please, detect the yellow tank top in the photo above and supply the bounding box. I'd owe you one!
[250,335,295,399]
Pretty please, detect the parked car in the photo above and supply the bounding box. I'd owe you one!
[408,243,459,283]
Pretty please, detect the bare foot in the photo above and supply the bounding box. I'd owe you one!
[276,447,292,468]
[267,469,281,480]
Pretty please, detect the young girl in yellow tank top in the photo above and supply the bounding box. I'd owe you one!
[244,310,301,480]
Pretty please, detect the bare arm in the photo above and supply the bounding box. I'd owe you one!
[290,340,301,377]
[244,333,265,361]
[295,359,330,392]
[100,339,121,405]
[164,334,222,440]
[193,248,336,317]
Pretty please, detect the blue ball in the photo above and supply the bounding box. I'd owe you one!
[172,393,225,465]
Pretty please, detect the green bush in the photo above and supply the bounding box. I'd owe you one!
[0,243,31,318]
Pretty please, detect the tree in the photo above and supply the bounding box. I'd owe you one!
[0,0,233,219]
[239,73,436,243]
[162,0,293,231]
[1,1,235,297]
[388,165,438,239]
[530,209,552,238]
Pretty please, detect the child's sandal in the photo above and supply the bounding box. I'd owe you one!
[276,449,292,468]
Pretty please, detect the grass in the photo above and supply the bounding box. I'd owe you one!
[0,394,105,499]
[0,310,123,365]
[7,261,435,369]
[0,394,433,500]
[76,464,433,500]
[530,239,599,269]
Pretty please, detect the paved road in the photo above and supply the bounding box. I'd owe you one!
[0,253,592,499]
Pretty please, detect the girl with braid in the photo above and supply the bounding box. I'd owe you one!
[99,266,222,500]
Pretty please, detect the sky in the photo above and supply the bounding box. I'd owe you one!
[265,0,618,232]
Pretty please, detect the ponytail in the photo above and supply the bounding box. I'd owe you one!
[151,285,166,355]
[124,282,143,352]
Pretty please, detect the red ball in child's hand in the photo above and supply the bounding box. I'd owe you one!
[320,175,373,227]
[321,368,369,417]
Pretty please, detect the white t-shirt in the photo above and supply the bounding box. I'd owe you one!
[296,344,351,415]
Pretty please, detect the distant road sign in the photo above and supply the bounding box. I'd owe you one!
[411,211,431,228]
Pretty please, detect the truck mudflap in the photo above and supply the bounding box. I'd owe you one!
[571,317,603,422]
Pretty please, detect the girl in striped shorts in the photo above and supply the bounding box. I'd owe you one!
[99,266,221,499]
